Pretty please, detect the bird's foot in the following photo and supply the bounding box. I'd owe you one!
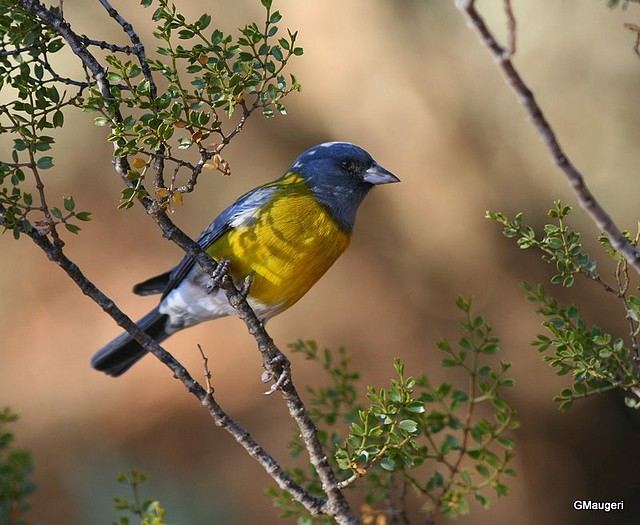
[205,259,230,294]
[238,275,252,299]
[261,352,291,395]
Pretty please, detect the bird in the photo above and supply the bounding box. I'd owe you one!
[91,141,399,376]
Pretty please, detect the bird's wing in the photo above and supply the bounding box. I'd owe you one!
[131,184,281,299]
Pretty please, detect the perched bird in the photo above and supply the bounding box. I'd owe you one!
[91,142,399,376]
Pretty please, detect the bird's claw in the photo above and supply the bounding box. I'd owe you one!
[205,259,230,294]
[261,353,291,395]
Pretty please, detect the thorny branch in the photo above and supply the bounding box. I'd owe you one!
[9,1,358,523]
[453,0,640,276]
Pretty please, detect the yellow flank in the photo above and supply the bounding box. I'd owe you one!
[205,176,351,310]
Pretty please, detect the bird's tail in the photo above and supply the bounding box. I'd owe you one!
[91,307,170,377]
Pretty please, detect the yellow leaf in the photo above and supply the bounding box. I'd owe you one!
[131,157,146,168]
[172,192,184,205]
[155,188,169,198]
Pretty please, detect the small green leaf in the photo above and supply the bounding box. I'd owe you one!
[106,72,123,83]
[52,110,64,127]
[63,196,75,211]
[380,457,396,471]
[75,211,92,221]
[65,223,81,234]
[398,420,418,434]
[36,156,54,169]
[475,464,490,478]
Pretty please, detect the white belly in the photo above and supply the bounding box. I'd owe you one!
[158,269,281,333]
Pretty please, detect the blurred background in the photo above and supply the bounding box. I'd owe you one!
[2,0,640,523]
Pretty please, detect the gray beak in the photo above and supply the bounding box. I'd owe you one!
[363,162,400,185]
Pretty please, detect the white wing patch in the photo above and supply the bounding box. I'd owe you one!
[228,206,259,228]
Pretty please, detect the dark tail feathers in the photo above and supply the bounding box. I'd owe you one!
[91,307,169,377]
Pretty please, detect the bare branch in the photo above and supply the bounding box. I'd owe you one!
[453,0,640,275]
[503,0,516,56]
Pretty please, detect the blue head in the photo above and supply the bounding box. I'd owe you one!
[289,142,399,231]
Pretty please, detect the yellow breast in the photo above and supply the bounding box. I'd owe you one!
[205,185,351,312]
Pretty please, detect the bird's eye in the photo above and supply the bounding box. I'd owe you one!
[340,159,357,172]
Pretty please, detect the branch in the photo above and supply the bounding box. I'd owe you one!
[453,0,640,275]
[96,0,157,99]
[144,208,359,523]
[11,2,358,522]
[0,206,325,514]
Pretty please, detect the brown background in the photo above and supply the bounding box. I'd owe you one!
[1,1,640,524]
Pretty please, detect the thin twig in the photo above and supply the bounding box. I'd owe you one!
[624,23,640,58]
[453,0,640,276]
[0,41,46,57]
[503,0,516,56]
[81,36,135,54]
[197,344,214,394]
[96,0,157,98]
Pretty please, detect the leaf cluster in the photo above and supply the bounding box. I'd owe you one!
[81,0,302,209]
[1,0,302,232]
[607,0,640,9]
[0,3,91,238]
[269,299,518,524]
[523,282,640,410]
[0,408,35,525]
[488,202,640,409]
[487,201,597,288]
[112,470,171,525]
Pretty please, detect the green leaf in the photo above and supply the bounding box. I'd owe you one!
[407,401,425,413]
[52,110,64,127]
[36,156,54,169]
[75,211,92,221]
[65,223,81,234]
[106,72,123,83]
[441,358,457,368]
[380,457,396,471]
[63,196,75,212]
[475,464,490,478]
[398,419,418,434]
[475,492,490,508]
